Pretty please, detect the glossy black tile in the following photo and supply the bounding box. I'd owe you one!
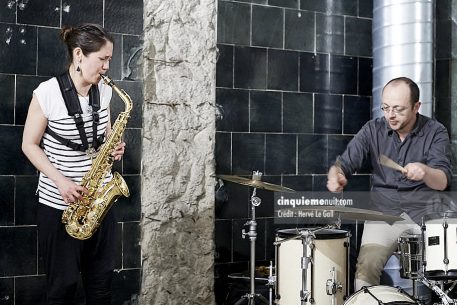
[216,88,249,132]
[250,90,281,132]
[0,176,14,225]
[111,269,140,305]
[0,0,16,22]
[0,126,36,175]
[234,46,267,89]
[312,175,328,191]
[123,222,141,268]
[298,134,327,174]
[285,9,315,51]
[0,24,37,75]
[343,96,370,134]
[122,35,142,81]
[330,55,357,95]
[114,223,122,269]
[269,0,298,8]
[17,0,60,27]
[232,133,265,175]
[62,0,103,27]
[217,44,234,88]
[109,34,123,81]
[0,277,14,305]
[215,219,232,262]
[37,27,68,77]
[216,180,250,219]
[345,17,372,57]
[435,59,451,99]
[314,94,342,134]
[265,134,296,175]
[328,134,352,166]
[15,176,39,226]
[282,175,313,192]
[267,49,299,91]
[358,58,373,96]
[0,226,37,276]
[217,1,251,45]
[283,92,313,133]
[237,0,266,3]
[15,275,46,305]
[358,0,373,18]
[112,175,141,222]
[436,19,452,60]
[0,74,14,124]
[123,128,141,175]
[299,52,329,93]
[435,96,451,135]
[216,132,231,174]
[252,5,283,48]
[16,75,48,125]
[300,0,357,16]
[316,14,344,54]
[110,80,143,129]
[105,0,143,35]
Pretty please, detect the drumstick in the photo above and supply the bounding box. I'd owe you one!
[379,154,407,174]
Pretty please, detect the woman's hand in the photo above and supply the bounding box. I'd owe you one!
[55,176,88,204]
[111,142,126,161]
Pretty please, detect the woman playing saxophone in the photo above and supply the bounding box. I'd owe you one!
[21,23,125,305]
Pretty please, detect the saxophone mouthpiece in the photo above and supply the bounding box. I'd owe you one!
[100,74,114,87]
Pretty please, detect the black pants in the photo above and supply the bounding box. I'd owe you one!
[37,204,117,305]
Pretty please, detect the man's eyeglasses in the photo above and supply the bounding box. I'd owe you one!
[380,105,408,114]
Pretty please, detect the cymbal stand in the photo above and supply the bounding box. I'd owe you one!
[234,179,269,305]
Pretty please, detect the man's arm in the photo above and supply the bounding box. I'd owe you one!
[327,164,348,193]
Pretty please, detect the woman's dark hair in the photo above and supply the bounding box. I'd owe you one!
[383,76,420,106]
[60,23,114,62]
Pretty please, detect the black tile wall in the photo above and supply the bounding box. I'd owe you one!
[216,44,234,88]
[250,90,281,132]
[217,1,251,45]
[345,17,372,57]
[0,2,143,303]
[316,14,344,54]
[300,0,357,16]
[283,92,313,133]
[234,46,267,89]
[37,27,68,77]
[252,5,283,48]
[0,24,37,75]
[0,74,14,124]
[0,226,37,276]
[17,0,60,27]
[267,49,299,91]
[105,0,143,35]
[265,134,296,175]
[216,88,249,132]
[62,0,104,27]
[314,94,342,134]
[215,0,375,300]
[0,176,14,225]
[284,9,315,52]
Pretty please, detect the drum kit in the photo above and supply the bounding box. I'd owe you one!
[218,171,457,305]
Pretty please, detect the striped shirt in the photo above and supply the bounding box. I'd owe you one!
[34,77,113,210]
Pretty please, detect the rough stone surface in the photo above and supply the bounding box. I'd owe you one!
[141,0,217,304]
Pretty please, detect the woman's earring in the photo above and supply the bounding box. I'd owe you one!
[76,65,81,72]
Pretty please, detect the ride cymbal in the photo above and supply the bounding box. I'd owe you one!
[217,175,295,193]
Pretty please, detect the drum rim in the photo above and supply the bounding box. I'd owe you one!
[346,285,417,304]
[423,211,457,221]
[276,228,349,239]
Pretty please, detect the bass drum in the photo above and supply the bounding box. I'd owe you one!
[343,286,417,305]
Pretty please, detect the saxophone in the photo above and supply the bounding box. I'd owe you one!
[61,74,131,240]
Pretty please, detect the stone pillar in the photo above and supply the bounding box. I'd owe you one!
[141,1,217,304]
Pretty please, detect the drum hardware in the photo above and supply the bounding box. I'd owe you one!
[219,171,294,305]
[342,285,418,305]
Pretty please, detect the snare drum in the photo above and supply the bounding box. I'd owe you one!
[275,228,349,305]
[423,212,457,279]
[397,234,422,279]
[343,286,417,305]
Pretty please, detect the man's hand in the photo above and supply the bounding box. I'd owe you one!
[327,165,348,193]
